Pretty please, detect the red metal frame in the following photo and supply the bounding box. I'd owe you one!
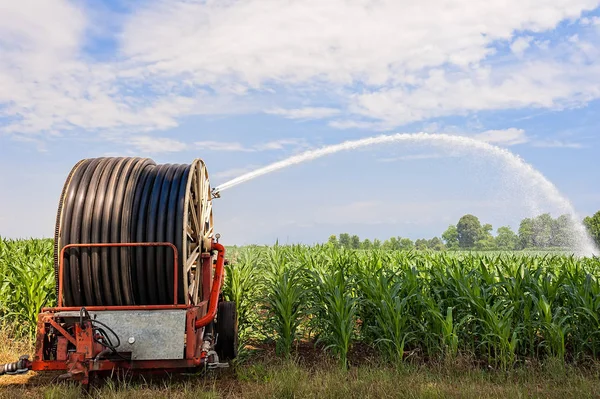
[195,242,225,328]
[27,241,227,384]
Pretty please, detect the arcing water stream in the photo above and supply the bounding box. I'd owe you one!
[214,133,598,256]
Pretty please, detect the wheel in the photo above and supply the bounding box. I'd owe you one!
[215,301,238,361]
[182,159,214,305]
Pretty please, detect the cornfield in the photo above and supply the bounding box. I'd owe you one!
[0,238,55,337]
[222,244,600,368]
[2,238,600,369]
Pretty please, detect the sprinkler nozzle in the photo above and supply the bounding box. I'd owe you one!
[211,188,221,199]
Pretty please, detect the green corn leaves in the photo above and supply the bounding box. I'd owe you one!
[4,238,600,367]
[261,246,309,357]
[310,249,358,369]
[220,246,600,367]
[0,238,54,338]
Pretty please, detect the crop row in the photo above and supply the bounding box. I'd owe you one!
[223,245,600,368]
[0,238,55,337]
[2,238,600,369]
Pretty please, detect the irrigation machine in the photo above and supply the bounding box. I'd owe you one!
[0,157,238,386]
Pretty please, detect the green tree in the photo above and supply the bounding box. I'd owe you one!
[442,225,459,249]
[519,218,534,249]
[532,213,553,248]
[481,224,493,238]
[350,235,361,249]
[495,226,518,250]
[362,238,372,250]
[584,211,600,248]
[327,234,339,248]
[415,239,428,250]
[427,237,445,251]
[475,223,495,249]
[398,237,414,250]
[383,237,399,250]
[552,215,574,248]
[457,214,482,248]
[475,237,496,250]
[339,233,351,248]
[372,239,381,249]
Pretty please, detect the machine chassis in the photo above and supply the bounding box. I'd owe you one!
[15,241,231,385]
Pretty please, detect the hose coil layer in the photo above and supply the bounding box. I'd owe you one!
[54,157,214,306]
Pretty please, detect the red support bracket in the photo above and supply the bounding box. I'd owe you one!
[44,316,77,347]
[195,242,225,329]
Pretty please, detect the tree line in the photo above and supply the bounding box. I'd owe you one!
[327,210,600,251]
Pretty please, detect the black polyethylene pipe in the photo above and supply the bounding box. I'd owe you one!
[54,157,198,307]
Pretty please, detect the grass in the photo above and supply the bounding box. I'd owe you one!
[3,341,600,398]
[0,325,33,366]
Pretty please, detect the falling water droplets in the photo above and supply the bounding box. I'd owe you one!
[214,133,598,257]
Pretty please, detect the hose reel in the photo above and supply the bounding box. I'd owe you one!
[54,157,214,307]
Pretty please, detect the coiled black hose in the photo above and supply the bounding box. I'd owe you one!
[0,356,29,376]
[54,157,210,307]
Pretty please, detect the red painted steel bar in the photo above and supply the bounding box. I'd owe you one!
[44,317,77,346]
[32,358,203,372]
[42,305,191,312]
[58,242,179,306]
[195,242,225,328]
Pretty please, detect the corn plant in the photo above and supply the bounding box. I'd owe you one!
[309,250,358,369]
[260,245,308,357]
[0,238,54,338]
[426,305,460,359]
[476,301,519,369]
[222,248,262,345]
[562,267,600,360]
[358,265,420,363]
[536,296,569,361]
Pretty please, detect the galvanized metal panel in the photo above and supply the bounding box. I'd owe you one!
[57,310,187,360]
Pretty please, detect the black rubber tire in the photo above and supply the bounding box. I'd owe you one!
[215,301,238,361]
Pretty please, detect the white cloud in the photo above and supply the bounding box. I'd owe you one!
[581,16,600,25]
[510,36,532,56]
[328,119,393,131]
[474,128,530,146]
[253,139,307,151]
[266,107,340,120]
[0,2,260,138]
[532,139,585,148]
[0,1,85,56]
[195,141,253,152]
[350,59,600,125]
[122,0,598,84]
[118,0,600,129]
[534,39,551,50]
[2,0,600,140]
[195,138,307,152]
[126,136,187,153]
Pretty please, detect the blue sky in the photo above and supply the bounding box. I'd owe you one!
[0,0,599,245]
